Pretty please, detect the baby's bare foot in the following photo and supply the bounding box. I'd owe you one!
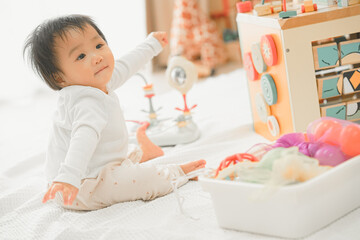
[137,122,164,163]
[180,159,206,180]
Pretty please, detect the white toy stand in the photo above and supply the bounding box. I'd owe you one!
[127,56,200,146]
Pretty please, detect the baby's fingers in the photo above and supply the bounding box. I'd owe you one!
[42,189,52,203]
[43,185,58,203]
[43,184,63,203]
[67,190,79,206]
[62,189,70,205]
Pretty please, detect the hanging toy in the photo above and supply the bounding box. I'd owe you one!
[127,56,201,147]
[136,73,162,124]
[166,56,198,116]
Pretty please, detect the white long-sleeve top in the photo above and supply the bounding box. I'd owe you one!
[45,36,163,189]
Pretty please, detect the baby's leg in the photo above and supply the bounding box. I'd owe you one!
[180,159,207,180]
[96,159,205,203]
[124,159,206,200]
[62,159,207,210]
[136,122,164,162]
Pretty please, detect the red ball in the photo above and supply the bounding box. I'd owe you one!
[340,124,360,157]
[313,119,342,146]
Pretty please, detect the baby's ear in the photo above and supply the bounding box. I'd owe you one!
[53,73,65,86]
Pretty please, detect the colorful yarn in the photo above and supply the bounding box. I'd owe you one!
[215,153,258,178]
[215,147,331,185]
[214,117,358,187]
[271,117,360,166]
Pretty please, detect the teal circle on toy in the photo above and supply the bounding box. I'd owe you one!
[261,74,277,105]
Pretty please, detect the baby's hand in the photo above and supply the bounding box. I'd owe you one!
[42,182,79,206]
[151,31,168,48]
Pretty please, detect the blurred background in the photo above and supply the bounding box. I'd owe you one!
[0,0,147,102]
[0,0,243,103]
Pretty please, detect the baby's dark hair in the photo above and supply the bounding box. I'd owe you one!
[23,14,107,90]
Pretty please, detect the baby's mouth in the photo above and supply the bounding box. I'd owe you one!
[95,66,108,75]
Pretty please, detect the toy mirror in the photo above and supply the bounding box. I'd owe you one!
[166,56,198,94]
[170,67,186,86]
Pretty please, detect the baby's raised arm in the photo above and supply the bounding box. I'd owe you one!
[108,32,167,90]
[150,31,168,48]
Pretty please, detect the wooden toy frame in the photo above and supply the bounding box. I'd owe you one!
[237,4,360,140]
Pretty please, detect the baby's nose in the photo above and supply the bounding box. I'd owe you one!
[93,54,103,65]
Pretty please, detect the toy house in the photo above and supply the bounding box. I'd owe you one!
[236,3,360,141]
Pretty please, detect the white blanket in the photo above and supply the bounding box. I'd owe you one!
[1,69,359,239]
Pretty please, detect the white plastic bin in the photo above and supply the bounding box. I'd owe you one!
[199,155,360,239]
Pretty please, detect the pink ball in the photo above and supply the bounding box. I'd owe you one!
[340,124,360,157]
[298,142,322,157]
[313,119,342,146]
[314,144,346,167]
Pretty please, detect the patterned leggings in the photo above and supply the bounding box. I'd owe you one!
[56,147,187,210]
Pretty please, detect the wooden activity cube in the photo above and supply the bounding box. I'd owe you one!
[237,4,360,141]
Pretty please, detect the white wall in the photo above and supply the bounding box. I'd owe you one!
[0,0,146,101]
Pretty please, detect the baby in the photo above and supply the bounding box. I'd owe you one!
[23,14,206,210]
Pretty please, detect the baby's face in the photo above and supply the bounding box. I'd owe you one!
[54,24,114,93]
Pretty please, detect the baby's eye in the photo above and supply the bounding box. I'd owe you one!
[77,53,86,60]
[96,44,103,49]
